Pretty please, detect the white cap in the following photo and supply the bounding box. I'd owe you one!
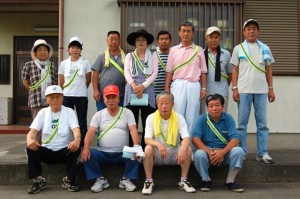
[243,19,259,29]
[45,85,63,96]
[69,36,83,46]
[205,26,222,36]
[31,39,53,60]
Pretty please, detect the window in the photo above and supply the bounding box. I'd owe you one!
[0,55,10,84]
[120,0,244,53]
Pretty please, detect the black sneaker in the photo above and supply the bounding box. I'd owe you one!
[225,182,244,193]
[200,181,212,192]
[27,178,47,194]
[62,176,80,192]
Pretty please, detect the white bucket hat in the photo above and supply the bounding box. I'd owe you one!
[31,39,53,60]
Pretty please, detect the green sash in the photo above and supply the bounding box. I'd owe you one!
[156,51,166,71]
[97,107,125,141]
[208,54,228,80]
[173,46,199,73]
[29,63,51,90]
[63,68,78,88]
[206,112,228,144]
[109,58,124,75]
[43,119,60,144]
[240,43,266,74]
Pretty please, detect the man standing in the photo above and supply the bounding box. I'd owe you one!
[192,94,244,193]
[26,85,81,194]
[92,31,126,111]
[142,92,196,195]
[204,26,232,112]
[231,19,275,164]
[81,85,141,193]
[154,31,172,95]
[165,21,207,139]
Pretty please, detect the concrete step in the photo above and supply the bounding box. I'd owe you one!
[1,148,300,186]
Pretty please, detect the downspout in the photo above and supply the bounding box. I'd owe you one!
[58,0,64,64]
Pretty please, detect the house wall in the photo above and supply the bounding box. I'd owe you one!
[0,12,59,98]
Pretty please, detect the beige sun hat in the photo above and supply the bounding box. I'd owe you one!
[31,39,53,60]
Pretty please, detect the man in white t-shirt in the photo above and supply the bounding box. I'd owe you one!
[141,91,196,195]
[26,85,81,194]
[231,19,276,164]
[81,85,141,193]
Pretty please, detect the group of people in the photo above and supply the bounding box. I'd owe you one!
[22,18,276,195]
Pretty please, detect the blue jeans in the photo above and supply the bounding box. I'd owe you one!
[83,149,140,180]
[237,93,269,156]
[193,147,244,181]
[63,96,88,147]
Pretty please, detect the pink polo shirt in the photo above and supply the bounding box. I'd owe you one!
[166,43,207,82]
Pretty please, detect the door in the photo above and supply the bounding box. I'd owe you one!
[14,36,58,124]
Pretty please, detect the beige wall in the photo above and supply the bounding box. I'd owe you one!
[0,12,58,98]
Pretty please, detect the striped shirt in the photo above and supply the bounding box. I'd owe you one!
[154,52,169,95]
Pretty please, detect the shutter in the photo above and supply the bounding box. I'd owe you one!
[245,0,299,75]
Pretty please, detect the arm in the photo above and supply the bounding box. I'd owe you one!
[231,65,239,102]
[129,124,140,145]
[85,72,92,88]
[164,72,173,92]
[266,65,275,102]
[210,138,239,166]
[227,73,232,86]
[92,70,101,102]
[27,128,40,151]
[68,127,81,152]
[22,79,30,91]
[81,126,97,162]
[200,73,207,100]
[58,74,64,88]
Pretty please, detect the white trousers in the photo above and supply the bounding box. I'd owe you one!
[171,79,200,137]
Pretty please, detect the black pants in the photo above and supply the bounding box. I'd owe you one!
[126,105,156,149]
[26,146,80,183]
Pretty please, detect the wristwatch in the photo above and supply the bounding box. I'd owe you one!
[232,86,237,91]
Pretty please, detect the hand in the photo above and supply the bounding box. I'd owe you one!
[68,139,80,152]
[176,148,187,165]
[268,90,275,103]
[232,89,240,102]
[200,90,206,100]
[27,139,40,151]
[93,90,101,102]
[209,149,225,166]
[81,147,90,162]
[134,84,145,94]
[157,143,169,159]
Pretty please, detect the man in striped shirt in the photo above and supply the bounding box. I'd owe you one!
[154,31,172,95]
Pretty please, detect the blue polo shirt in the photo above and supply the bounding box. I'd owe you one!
[192,112,239,149]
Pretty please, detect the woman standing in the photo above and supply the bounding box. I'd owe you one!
[58,36,91,147]
[124,29,158,148]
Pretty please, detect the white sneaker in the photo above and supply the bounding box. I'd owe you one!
[142,180,154,195]
[178,180,196,193]
[256,154,274,164]
[91,177,110,193]
[119,178,137,192]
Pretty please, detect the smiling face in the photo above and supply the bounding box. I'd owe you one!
[243,23,259,43]
[35,45,49,61]
[135,36,148,50]
[68,45,82,59]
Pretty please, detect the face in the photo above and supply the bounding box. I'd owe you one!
[179,25,194,44]
[35,45,49,61]
[205,32,221,50]
[207,99,224,120]
[46,94,63,111]
[104,94,120,109]
[243,23,259,43]
[157,95,174,119]
[107,33,121,51]
[157,34,172,51]
[135,36,147,50]
[68,46,81,58]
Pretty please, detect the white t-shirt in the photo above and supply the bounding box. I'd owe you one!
[30,106,79,151]
[144,112,190,149]
[58,57,91,97]
[90,107,136,153]
[231,42,274,93]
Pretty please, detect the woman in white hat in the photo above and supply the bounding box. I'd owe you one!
[124,29,158,148]
[22,39,58,121]
[58,36,91,147]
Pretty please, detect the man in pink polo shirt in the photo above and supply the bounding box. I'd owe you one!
[164,21,207,145]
